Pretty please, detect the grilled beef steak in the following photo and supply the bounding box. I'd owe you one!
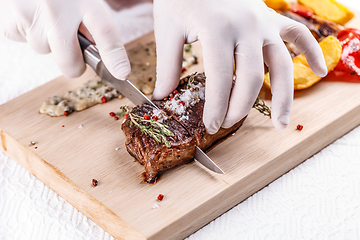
[121,73,247,183]
[121,104,196,183]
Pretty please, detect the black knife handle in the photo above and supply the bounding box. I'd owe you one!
[77,32,101,72]
[78,32,92,53]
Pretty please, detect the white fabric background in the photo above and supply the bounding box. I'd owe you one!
[1,1,360,239]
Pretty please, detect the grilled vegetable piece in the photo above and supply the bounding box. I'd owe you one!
[281,11,343,42]
[263,0,290,11]
[264,36,342,90]
[298,0,354,25]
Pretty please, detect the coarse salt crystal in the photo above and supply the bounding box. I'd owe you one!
[78,125,83,129]
[179,115,189,121]
[152,109,168,121]
[115,147,120,151]
[164,82,205,116]
[152,203,160,209]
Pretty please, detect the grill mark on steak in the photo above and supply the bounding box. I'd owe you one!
[121,73,246,183]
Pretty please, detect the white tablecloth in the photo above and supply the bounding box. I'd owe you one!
[1,1,360,239]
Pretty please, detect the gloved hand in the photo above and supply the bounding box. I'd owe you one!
[0,0,130,79]
[152,0,328,134]
[105,0,149,11]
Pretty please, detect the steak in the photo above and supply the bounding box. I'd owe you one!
[121,73,246,183]
[121,104,196,183]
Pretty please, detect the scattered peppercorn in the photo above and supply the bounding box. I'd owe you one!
[152,116,158,121]
[109,112,116,117]
[64,111,69,117]
[114,116,119,120]
[144,115,150,120]
[62,125,65,127]
[296,124,303,131]
[34,147,38,149]
[179,101,185,106]
[92,179,98,187]
[157,194,164,201]
[173,89,178,95]
[101,96,107,103]
[182,67,187,73]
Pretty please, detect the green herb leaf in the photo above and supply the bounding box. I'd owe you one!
[184,44,192,52]
[186,72,197,89]
[252,97,271,118]
[117,112,126,117]
[127,110,174,148]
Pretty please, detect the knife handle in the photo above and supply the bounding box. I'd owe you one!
[77,32,101,73]
[78,32,91,53]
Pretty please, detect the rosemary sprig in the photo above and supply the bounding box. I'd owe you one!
[184,44,192,52]
[252,97,271,118]
[118,106,128,117]
[186,72,198,89]
[129,113,174,147]
[120,105,174,147]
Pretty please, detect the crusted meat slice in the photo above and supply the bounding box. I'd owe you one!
[121,104,196,183]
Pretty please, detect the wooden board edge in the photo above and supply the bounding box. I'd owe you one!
[147,101,360,240]
[0,128,146,240]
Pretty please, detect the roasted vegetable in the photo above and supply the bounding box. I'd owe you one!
[329,28,360,81]
[298,0,354,25]
[263,0,290,11]
[264,35,342,90]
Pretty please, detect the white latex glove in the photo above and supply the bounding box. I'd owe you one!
[152,0,328,134]
[0,0,130,79]
[105,0,150,11]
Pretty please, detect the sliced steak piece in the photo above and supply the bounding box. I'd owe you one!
[121,103,196,183]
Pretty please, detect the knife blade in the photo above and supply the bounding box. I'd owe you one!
[194,147,224,174]
[78,34,157,109]
[78,33,224,174]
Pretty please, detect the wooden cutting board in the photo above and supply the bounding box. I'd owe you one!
[1,13,360,240]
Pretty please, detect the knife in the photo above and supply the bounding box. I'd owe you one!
[78,33,224,174]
